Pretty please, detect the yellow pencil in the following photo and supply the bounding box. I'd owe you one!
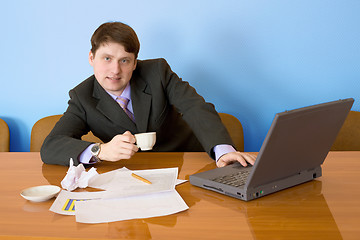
[131,173,152,184]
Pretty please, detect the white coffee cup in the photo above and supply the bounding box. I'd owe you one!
[134,132,156,151]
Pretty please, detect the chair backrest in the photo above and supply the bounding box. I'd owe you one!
[30,113,244,152]
[331,111,360,151]
[0,118,10,152]
[219,113,244,152]
[30,115,102,152]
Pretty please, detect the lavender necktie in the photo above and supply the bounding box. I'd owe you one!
[116,97,135,122]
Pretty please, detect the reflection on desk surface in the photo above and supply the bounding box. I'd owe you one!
[190,180,342,240]
[246,181,342,240]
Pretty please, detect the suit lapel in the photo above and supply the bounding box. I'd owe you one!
[92,79,137,133]
[131,73,152,133]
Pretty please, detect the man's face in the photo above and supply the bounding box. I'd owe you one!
[89,42,137,96]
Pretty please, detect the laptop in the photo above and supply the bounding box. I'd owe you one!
[190,98,354,201]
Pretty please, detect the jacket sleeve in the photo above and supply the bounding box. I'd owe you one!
[157,58,234,156]
[40,89,93,166]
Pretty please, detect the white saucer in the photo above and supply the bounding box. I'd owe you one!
[20,185,61,202]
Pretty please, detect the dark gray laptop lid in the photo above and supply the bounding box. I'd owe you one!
[245,98,354,189]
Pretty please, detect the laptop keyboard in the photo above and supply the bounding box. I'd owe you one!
[212,170,251,187]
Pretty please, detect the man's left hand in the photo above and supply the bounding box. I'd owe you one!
[217,152,256,168]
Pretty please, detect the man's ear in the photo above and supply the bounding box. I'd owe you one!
[133,59,137,70]
[89,51,94,66]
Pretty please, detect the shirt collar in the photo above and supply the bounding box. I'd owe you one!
[106,83,131,101]
[105,83,133,113]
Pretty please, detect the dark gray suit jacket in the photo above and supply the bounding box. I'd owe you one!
[41,58,234,166]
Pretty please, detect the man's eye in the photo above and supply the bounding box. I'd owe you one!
[105,57,111,61]
[121,59,128,63]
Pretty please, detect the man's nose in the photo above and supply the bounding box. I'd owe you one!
[112,62,122,74]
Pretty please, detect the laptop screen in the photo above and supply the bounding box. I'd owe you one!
[246,98,354,188]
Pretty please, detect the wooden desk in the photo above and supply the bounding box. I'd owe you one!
[0,152,359,240]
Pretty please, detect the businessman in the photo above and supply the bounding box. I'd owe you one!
[41,22,256,167]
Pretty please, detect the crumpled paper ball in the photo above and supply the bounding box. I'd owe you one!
[61,158,99,191]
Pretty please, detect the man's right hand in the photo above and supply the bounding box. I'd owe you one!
[98,131,138,162]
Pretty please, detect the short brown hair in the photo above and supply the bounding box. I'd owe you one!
[90,22,140,58]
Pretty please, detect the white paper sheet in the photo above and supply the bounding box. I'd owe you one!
[175,179,188,185]
[101,167,178,199]
[88,167,186,190]
[50,190,105,215]
[87,167,129,189]
[75,190,188,224]
[50,167,189,223]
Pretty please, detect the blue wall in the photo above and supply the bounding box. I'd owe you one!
[1,0,359,152]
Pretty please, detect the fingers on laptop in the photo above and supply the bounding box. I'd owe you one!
[241,153,256,166]
[217,152,256,168]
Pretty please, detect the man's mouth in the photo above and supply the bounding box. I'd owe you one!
[107,76,121,81]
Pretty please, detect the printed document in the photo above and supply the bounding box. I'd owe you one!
[50,167,189,223]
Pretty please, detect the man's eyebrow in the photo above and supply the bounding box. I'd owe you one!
[99,53,114,57]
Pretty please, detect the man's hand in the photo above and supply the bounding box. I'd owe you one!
[217,152,256,168]
[98,131,138,162]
